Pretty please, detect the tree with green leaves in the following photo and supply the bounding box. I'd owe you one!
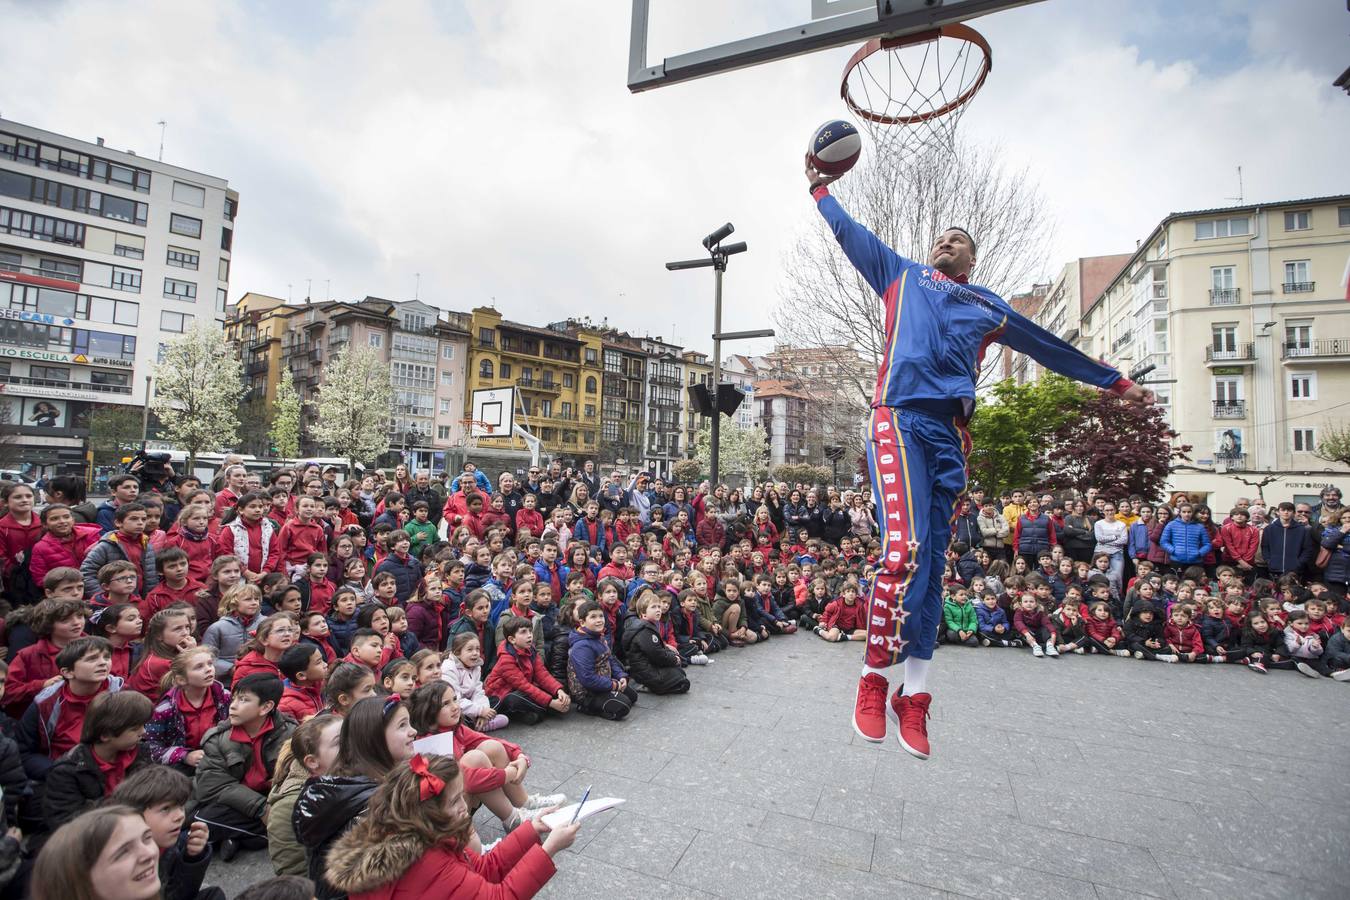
[965,374,1092,496]
[694,422,769,486]
[269,367,302,459]
[151,323,242,470]
[88,406,145,468]
[312,345,392,470]
[671,457,703,484]
[1315,421,1350,468]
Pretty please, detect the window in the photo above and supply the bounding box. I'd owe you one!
[171,181,205,207]
[561,402,573,418]
[441,345,455,360]
[563,372,574,388]
[220,227,232,252]
[1292,428,1316,453]
[39,257,81,280]
[0,250,19,272]
[401,313,427,332]
[602,421,621,442]
[437,426,451,441]
[368,333,383,349]
[216,288,227,313]
[1285,320,1312,355]
[29,365,70,382]
[1194,217,1250,240]
[584,348,597,365]
[169,214,202,239]
[391,362,435,388]
[163,278,196,301]
[166,247,198,269]
[585,375,596,393]
[1340,206,1350,228]
[440,371,453,386]
[110,266,141,293]
[478,328,494,347]
[1210,324,1237,357]
[1290,372,1316,400]
[88,295,139,326]
[604,350,621,373]
[0,169,148,224]
[1210,266,1234,290]
[585,404,595,418]
[1283,210,1310,231]
[224,196,237,220]
[160,310,193,332]
[1283,260,1312,292]
[0,206,85,245]
[439,399,451,414]
[1213,376,1241,404]
[114,237,143,259]
[540,399,553,417]
[218,258,230,281]
[479,359,494,379]
[88,370,128,387]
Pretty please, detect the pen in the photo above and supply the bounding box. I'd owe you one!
[568,785,592,825]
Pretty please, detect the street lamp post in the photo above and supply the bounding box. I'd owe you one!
[666,223,773,485]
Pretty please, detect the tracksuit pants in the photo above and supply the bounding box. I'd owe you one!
[864,406,971,672]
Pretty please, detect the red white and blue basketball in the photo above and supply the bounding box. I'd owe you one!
[807,119,861,176]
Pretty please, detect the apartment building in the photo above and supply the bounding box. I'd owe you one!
[464,307,603,461]
[0,118,237,474]
[1016,255,1134,383]
[639,335,684,478]
[1084,195,1350,507]
[599,332,646,468]
[756,380,816,468]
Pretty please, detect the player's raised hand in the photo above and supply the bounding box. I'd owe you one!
[804,153,842,189]
[1120,384,1155,406]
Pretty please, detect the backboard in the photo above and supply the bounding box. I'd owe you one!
[469,387,515,438]
[628,0,1040,92]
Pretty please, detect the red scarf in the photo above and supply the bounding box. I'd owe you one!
[94,746,138,793]
[230,716,276,792]
[115,531,147,589]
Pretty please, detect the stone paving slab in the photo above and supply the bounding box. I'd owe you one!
[207,634,1350,898]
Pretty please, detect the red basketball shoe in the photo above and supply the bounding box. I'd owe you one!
[890,692,932,759]
[852,673,889,742]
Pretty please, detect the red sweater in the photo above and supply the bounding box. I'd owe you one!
[278,681,324,722]
[5,638,62,718]
[514,509,544,538]
[231,651,282,686]
[277,519,327,567]
[342,824,555,900]
[820,599,865,632]
[141,579,205,621]
[1084,617,1124,643]
[126,653,174,701]
[159,526,216,582]
[483,644,561,707]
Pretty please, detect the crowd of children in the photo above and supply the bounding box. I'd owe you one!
[0,465,1345,900]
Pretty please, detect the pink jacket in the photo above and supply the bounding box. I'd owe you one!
[29,524,102,589]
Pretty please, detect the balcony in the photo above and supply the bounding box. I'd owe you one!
[1208,288,1241,306]
[0,262,81,289]
[499,339,538,358]
[1,374,132,395]
[1110,333,1132,352]
[649,373,681,386]
[1282,338,1350,363]
[308,347,322,363]
[245,359,268,376]
[651,395,681,408]
[1212,400,1246,419]
[516,377,560,393]
[242,386,265,404]
[1205,343,1255,366]
[1282,281,1315,294]
[1213,453,1247,470]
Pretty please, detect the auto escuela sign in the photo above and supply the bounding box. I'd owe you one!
[0,310,133,368]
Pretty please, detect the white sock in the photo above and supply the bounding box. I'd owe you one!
[901,657,931,696]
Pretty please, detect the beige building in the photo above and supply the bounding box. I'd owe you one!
[1018,255,1132,384]
[1084,195,1350,509]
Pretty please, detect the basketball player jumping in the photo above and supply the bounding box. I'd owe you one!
[805,157,1153,759]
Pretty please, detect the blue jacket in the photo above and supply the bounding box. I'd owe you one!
[325,613,358,657]
[955,550,983,586]
[1260,521,1314,576]
[745,589,788,629]
[1321,527,1350,584]
[815,188,1125,412]
[571,518,610,558]
[567,626,626,696]
[1159,519,1212,565]
[1126,521,1152,559]
[372,552,423,605]
[951,510,981,549]
[1015,514,1054,557]
[532,560,565,598]
[975,603,1010,635]
[94,499,119,534]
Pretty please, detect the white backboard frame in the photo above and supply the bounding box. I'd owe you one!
[470,387,515,438]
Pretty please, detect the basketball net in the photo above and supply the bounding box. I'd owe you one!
[841,24,992,166]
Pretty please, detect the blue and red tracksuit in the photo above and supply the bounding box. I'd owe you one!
[813,186,1132,670]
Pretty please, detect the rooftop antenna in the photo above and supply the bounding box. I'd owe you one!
[324,279,330,302]
[305,278,312,300]
[414,273,421,301]
[1225,165,1243,205]
[156,120,166,161]
[287,283,293,303]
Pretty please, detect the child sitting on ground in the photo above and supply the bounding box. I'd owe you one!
[942,586,978,647]
[713,578,758,646]
[1124,605,1175,662]
[126,606,197,699]
[1162,606,1206,663]
[18,635,121,779]
[203,584,264,678]
[1013,594,1060,658]
[1083,601,1129,656]
[484,617,571,724]
[815,580,867,643]
[107,766,214,900]
[442,633,507,732]
[620,590,690,695]
[567,602,638,720]
[975,591,1017,647]
[278,643,328,722]
[191,673,295,861]
[1053,601,1088,654]
[44,690,153,830]
[381,658,418,696]
[1285,610,1330,678]
[672,589,714,664]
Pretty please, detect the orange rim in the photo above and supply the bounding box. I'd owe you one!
[840,23,992,126]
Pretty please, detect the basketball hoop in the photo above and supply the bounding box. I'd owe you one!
[458,417,496,450]
[841,23,992,162]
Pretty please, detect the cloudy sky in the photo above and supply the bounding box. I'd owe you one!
[3,0,1347,355]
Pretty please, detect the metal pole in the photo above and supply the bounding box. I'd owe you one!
[140,375,152,448]
[710,261,723,486]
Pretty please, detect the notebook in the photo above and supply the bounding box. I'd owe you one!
[541,797,626,829]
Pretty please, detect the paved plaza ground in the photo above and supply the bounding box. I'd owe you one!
[209,633,1350,899]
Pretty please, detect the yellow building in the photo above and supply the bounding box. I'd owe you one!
[1084,195,1350,509]
[225,292,298,407]
[464,307,603,460]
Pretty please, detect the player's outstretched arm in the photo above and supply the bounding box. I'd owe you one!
[805,154,904,299]
[996,299,1154,406]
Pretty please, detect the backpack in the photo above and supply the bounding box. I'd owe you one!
[4,550,40,606]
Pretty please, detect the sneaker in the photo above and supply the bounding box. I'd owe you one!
[1296,662,1323,679]
[690,653,710,665]
[851,673,889,742]
[1157,654,1179,663]
[1044,643,1060,657]
[980,638,991,647]
[1113,649,1132,657]
[483,714,509,731]
[1073,647,1085,655]
[1248,661,1268,674]
[634,682,650,692]
[1133,651,1144,659]
[1211,654,1226,664]
[1332,669,1350,682]
[523,792,567,810]
[890,692,932,760]
[1032,644,1045,658]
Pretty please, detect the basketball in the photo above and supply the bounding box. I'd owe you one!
[807,119,861,176]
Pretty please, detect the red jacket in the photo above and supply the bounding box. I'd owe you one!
[213,488,240,520]
[479,510,513,537]
[695,517,725,549]
[596,562,633,583]
[1163,621,1204,656]
[5,638,62,718]
[1084,616,1124,643]
[214,518,280,575]
[514,508,544,538]
[278,681,324,722]
[334,822,555,900]
[159,525,216,583]
[141,579,206,621]
[126,653,174,701]
[277,519,327,567]
[482,643,561,707]
[820,598,865,632]
[0,513,43,581]
[231,650,281,686]
[1217,521,1258,566]
[28,524,102,589]
[613,518,641,545]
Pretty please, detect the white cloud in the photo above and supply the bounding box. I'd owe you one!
[2,0,1345,353]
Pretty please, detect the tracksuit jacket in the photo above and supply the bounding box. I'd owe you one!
[975,603,1012,636]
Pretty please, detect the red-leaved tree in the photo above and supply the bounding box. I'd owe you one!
[1034,394,1191,502]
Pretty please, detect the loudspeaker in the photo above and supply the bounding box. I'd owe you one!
[716,384,744,416]
[687,384,715,417]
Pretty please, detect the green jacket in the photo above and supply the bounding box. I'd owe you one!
[713,596,746,629]
[404,520,439,558]
[943,598,978,633]
[191,712,295,821]
[266,763,308,876]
